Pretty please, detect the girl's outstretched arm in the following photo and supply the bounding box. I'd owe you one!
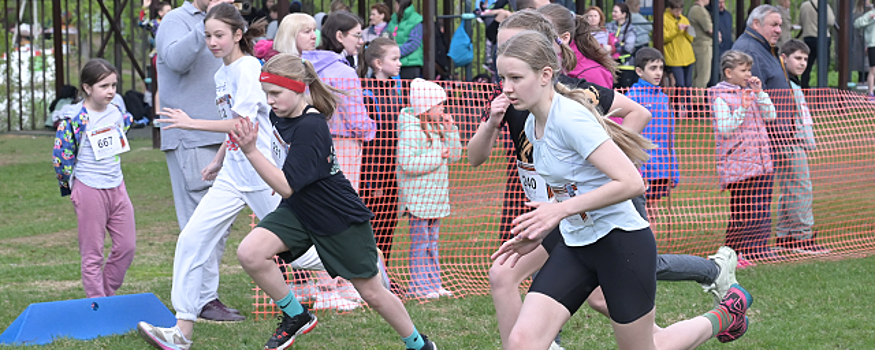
[231,118,294,198]
[155,108,241,133]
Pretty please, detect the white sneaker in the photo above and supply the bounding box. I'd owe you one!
[314,290,361,312]
[137,322,192,350]
[336,278,364,303]
[424,292,440,299]
[549,341,566,350]
[703,246,739,305]
[437,288,453,297]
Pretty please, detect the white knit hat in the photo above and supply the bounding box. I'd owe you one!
[410,78,447,116]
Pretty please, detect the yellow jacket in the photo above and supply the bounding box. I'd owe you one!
[663,10,695,67]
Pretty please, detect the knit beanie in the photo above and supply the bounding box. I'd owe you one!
[410,78,447,116]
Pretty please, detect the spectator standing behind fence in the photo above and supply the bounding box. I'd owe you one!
[396,78,462,300]
[776,40,830,254]
[302,11,376,194]
[854,5,875,99]
[387,0,424,79]
[154,0,240,322]
[583,7,618,59]
[626,48,680,227]
[775,0,793,48]
[363,3,391,44]
[688,0,713,90]
[707,0,734,63]
[664,0,695,115]
[358,38,405,293]
[798,0,835,88]
[318,11,365,72]
[734,5,808,262]
[53,58,136,299]
[607,4,637,64]
[709,50,777,269]
[625,0,653,52]
[852,0,872,88]
[539,4,616,88]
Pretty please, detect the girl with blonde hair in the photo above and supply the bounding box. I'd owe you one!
[492,30,753,350]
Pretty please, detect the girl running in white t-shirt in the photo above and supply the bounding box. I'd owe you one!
[138,4,277,350]
[492,30,753,350]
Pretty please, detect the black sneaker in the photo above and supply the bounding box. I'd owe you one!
[407,334,438,350]
[775,236,831,255]
[264,307,317,350]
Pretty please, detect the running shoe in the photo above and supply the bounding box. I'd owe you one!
[137,322,192,350]
[703,246,739,304]
[408,334,438,350]
[716,315,749,343]
[264,307,318,350]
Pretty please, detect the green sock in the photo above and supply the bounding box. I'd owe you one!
[703,306,735,337]
[402,327,425,350]
[275,289,303,316]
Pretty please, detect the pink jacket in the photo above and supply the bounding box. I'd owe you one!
[709,81,774,190]
[567,41,614,89]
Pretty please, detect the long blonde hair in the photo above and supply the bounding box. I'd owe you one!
[262,53,343,118]
[273,13,316,55]
[497,31,654,165]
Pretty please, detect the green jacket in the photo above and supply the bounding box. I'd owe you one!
[854,10,875,48]
[388,6,424,67]
[396,107,461,219]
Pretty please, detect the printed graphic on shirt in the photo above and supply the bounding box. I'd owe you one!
[328,145,341,175]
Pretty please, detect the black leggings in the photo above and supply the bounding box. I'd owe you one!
[529,227,657,324]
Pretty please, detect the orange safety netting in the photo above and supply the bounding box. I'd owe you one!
[250,79,875,319]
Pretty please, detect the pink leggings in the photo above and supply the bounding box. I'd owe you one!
[71,179,137,298]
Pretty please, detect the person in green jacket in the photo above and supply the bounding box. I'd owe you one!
[387,0,424,79]
[396,78,462,299]
[854,5,875,99]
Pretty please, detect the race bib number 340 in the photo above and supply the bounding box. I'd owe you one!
[517,160,552,202]
[87,124,130,160]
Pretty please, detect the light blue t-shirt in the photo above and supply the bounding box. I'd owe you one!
[524,93,649,247]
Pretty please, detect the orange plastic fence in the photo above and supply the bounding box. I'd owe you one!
[250,79,875,319]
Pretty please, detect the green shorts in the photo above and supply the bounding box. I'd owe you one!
[257,206,379,280]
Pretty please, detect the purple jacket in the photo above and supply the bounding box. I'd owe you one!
[709,81,774,190]
[302,50,376,140]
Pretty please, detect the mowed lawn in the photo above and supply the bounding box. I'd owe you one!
[1,132,874,349]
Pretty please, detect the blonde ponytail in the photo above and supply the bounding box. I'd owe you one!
[554,82,655,166]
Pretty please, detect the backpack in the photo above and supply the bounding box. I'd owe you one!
[448,25,474,67]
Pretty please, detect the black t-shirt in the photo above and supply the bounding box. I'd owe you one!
[482,74,615,164]
[272,108,374,236]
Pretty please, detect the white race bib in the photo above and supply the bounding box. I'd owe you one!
[270,126,289,167]
[550,183,594,228]
[87,124,130,160]
[516,160,552,202]
[216,94,234,120]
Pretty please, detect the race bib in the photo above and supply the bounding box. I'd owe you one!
[550,183,594,228]
[270,125,289,167]
[516,160,552,202]
[87,123,130,160]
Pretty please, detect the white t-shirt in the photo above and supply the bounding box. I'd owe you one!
[75,105,125,189]
[525,93,648,247]
[213,56,275,191]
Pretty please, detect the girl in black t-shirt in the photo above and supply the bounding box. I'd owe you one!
[231,53,436,350]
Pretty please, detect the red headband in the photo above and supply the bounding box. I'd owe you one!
[259,72,306,93]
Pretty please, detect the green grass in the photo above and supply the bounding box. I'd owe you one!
[2,133,875,349]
